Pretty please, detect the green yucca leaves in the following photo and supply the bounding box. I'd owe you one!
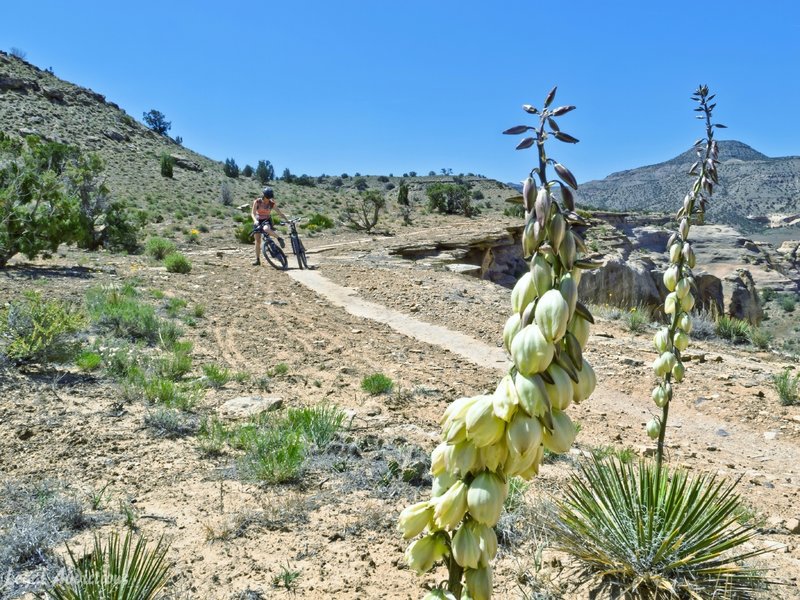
[39,531,170,600]
[551,457,770,599]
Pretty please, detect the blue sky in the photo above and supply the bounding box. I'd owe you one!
[3,1,799,184]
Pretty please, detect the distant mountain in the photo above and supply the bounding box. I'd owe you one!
[576,141,800,229]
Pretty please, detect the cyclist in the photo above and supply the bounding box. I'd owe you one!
[251,187,288,266]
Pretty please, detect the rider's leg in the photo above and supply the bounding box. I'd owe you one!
[253,232,262,265]
[265,226,285,248]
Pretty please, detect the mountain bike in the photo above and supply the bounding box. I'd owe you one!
[251,222,288,270]
[285,217,309,269]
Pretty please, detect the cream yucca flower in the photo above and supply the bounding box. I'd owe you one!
[514,372,550,418]
[510,324,554,376]
[465,395,505,448]
[464,565,493,600]
[432,479,468,530]
[492,375,518,422]
[543,363,573,411]
[511,271,537,314]
[398,501,433,539]
[502,312,522,353]
[467,471,506,525]
[405,532,449,574]
[542,409,576,454]
[452,521,482,569]
[534,289,570,342]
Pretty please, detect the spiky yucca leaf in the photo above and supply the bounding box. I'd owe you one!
[39,531,170,600]
[551,457,770,599]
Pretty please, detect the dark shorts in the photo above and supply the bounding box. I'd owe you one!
[258,217,274,231]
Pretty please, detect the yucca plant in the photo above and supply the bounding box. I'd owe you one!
[552,86,772,598]
[38,531,170,600]
[552,457,769,599]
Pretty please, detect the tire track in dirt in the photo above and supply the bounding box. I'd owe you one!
[213,325,248,370]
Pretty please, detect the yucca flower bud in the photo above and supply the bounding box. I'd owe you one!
[675,277,691,299]
[664,292,679,315]
[511,272,537,315]
[502,312,522,354]
[514,372,550,417]
[558,230,577,270]
[660,351,677,371]
[544,363,573,411]
[678,313,692,334]
[467,471,507,525]
[431,471,457,498]
[534,187,551,226]
[405,532,449,574]
[672,361,685,382]
[522,218,536,258]
[472,521,497,564]
[680,292,695,312]
[506,411,543,456]
[398,501,433,539]
[651,384,669,408]
[679,217,690,240]
[568,313,590,348]
[542,409,576,454]
[430,443,447,476]
[534,289,570,342]
[550,212,566,251]
[464,565,493,600]
[669,241,682,264]
[464,395,505,448]
[673,330,689,352]
[432,479,468,530]
[502,443,537,477]
[511,324,554,376]
[518,445,544,480]
[443,440,479,477]
[559,273,578,320]
[477,438,508,472]
[492,375,518,422]
[573,358,596,402]
[652,354,669,377]
[530,253,553,297]
[682,242,696,268]
[663,265,679,291]
[441,396,478,443]
[452,522,482,569]
[653,327,672,353]
[522,177,535,211]
[646,418,661,440]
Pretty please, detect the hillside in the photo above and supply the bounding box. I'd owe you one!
[0,51,517,245]
[576,140,800,230]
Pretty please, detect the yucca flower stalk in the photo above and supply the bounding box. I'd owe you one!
[398,87,598,600]
[648,85,723,470]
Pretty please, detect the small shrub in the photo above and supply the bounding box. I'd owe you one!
[145,237,176,260]
[202,363,231,388]
[361,373,394,395]
[87,285,161,343]
[164,297,188,318]
[76,350,102,371]
[623,304,653,333]
[773,369,799,406]
[778,293,796,313]
[192,304,206,318]
[235,222,254,244]
[747,326,772,350]
[690,309,717,340]
[285,404,346,448]
[164,253,191,274]
[0,292,86,363]
[39,531,170,600]
[144,408,197,438]
[301,213,334,231]
[269,363,289,377]
[159,153,174,178]
[716,315,751,343]
[241,424,306,483]
[155,349,192,380]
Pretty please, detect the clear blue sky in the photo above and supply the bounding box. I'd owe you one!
[3,1,799,184]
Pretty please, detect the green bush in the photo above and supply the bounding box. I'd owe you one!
[235,222,254,244]
[40,531,170,600]
[202,363,231,388]
[145,237,176,260]
[159,153,174,178]
[164,252,191,274]
[285,404,347,448]
[0,291,86,363]
[623,304,653,333]
[76,350,102,371]
[773,369,799,406]
[301,213,334,231]
[87,284,161,343]
[778,293,796,313]
[361,373,394,395]
[715,315,751,343]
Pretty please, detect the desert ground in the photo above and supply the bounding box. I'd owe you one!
[1,217,799,599]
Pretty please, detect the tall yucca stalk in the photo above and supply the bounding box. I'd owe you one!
[648,85,723,470]
[397,87,598,600]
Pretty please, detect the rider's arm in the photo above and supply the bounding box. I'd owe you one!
[251,199,259,223]
[275,207,289,221]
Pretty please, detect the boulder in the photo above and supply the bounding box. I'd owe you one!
[0,76,38,92]
[723,269,763,324]
[170,154,203,172]
[578,256,661,307]
[102,129,129,142]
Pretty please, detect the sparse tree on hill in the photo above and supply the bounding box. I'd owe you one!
[220,181,233,206]
[242,164,254,178]
[397,182,413,225]
[256,160,274,184]
[341,189,385,233]
[160,153,174,178]
[426,182,476,216]
[353,177,368,191]
[282,168,295,183]
[224,158,239,178]
[142,109,171,135]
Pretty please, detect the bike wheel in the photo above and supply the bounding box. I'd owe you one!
[263,239,288,270]
[291,237,305,270]
[297,239,309,269]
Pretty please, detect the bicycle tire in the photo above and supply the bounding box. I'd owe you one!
[296,238,309,269]
[291,236,305,270]
[262,238,288,270]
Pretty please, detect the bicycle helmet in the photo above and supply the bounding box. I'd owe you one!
[262,187,274,199]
